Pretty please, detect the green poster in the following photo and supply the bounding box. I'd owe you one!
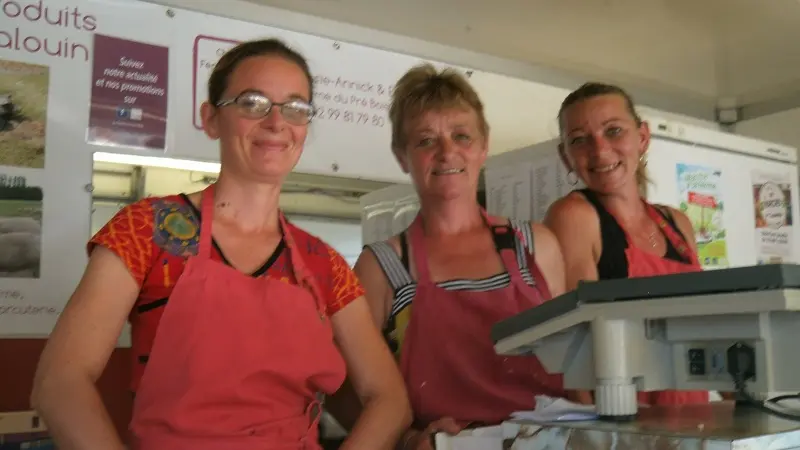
[676,163,728,269]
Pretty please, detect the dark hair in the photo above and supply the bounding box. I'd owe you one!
[389,63,489,151]
[557,82,648,196]
[207,38,313,106]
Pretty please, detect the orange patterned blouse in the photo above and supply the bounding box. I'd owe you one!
[88,193,365,392]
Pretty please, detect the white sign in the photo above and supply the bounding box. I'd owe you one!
[174,16,470,183]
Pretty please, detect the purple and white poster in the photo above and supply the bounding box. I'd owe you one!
[87,34,169,151]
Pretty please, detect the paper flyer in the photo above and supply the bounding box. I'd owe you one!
[676,164,729,269]
[752,170,794,264]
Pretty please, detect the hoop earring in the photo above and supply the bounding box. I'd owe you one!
[639,154,648,167]
[567,170,579,186]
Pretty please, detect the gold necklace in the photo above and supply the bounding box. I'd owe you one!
[647,231,658,248]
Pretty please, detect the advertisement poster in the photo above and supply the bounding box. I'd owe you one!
[87,34,169,151]
[676,164,729,269]
[752,170,794,264]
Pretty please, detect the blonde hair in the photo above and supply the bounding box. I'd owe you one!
[389,63,489,152]
[635,158,649,197]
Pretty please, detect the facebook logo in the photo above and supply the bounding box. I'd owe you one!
[116,107,143,121]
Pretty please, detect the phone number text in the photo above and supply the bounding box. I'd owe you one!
[313,107,387,127]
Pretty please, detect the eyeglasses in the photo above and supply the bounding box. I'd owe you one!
[215,90,315,125]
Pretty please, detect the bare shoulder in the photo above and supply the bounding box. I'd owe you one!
[545,191,597,224]
[544,192,602,247]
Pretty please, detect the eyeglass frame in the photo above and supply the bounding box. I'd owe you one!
[214,90,316,125]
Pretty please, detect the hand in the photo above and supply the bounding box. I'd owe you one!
[401,417,463,450]
[566,390,594,405]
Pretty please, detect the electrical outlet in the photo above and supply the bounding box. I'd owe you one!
[727,342,756,382]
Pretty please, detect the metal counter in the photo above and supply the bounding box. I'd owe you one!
[500,402,800,450]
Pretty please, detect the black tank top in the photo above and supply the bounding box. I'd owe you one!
[578,188,690,280]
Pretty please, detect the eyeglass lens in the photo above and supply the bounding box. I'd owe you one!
[234,92,314,124]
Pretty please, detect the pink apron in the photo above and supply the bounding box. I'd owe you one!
[623,203,709,406]
[400,211,566,428]
[128,184,347,449]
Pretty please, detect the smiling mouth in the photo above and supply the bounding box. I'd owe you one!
[253,140,288,151]
[591,162,621,173]
[433,168,465,175]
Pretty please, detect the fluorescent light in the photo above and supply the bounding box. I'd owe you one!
[93,152,221,174]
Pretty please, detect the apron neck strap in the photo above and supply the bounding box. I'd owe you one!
[279,213,329,316]
[198,184,216,259]
[645,203,696,262]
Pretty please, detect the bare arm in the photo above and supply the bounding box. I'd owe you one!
[543,196,602,404]
[330,295,412,450]
[543,195,602,291]
[530,223,566,298]
[31,246,139,450]
[325,247,394,431]
[353,247,392,328]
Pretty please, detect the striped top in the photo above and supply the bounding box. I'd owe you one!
[366,220,538,356]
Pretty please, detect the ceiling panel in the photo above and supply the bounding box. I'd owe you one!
[243,0,800,107]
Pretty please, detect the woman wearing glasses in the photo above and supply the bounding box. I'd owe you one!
[32,38,410,450]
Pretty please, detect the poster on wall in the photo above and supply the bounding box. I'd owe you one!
[0,59,48,169]
[0,174,42,279]
[751,170,794,264]
[87,34,169,151]
[675,163,729,269]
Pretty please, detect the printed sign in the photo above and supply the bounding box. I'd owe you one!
[87,34,169,150]
[752,170,794,264]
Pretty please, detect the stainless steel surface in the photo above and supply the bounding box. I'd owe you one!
[502,402,800,450]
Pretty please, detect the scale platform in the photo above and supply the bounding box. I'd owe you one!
[491,264,800,344]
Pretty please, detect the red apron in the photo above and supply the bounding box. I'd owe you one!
[400,211,565,429]
[621,202,709,406]
[129,184,346,450]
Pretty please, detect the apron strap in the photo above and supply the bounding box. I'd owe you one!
[491,224,525,281]
[198,184,216,259]
[491,222,551,301]
[279,213,328,318]
[645,203,698,263]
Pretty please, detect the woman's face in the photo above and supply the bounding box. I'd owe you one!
[201,55,312,183]
[559,94,650,195]
[397,106,488,202]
